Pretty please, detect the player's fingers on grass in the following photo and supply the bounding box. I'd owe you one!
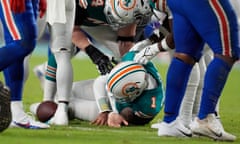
[122,119,128,126]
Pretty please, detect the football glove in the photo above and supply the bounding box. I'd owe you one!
[85,45,116,75]
[133,43,160,65]
[10,0,25,13]
[130,33,160,52]
[130,39,152,52]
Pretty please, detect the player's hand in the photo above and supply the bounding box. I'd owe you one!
[144,21,161,39]
[129,39,152,52]
[107,112,128,128]
[85,45,117,75]
[79,0,88,9]
[39,0,47,18]
[10,0,26,13]
[91,112,109,126]
[95,55,115,75]
[134,43,160,64]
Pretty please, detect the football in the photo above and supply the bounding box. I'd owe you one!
[36,101,58,123]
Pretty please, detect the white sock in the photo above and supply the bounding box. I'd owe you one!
[43,80,56,101]
[179,63,200,127]
[23,55,30,82]
[215,100,220,117]
[11,101,27,121]
[192,51,208,118]
[54,52,73,102]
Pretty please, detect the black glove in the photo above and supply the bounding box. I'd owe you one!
[85,45,115,75]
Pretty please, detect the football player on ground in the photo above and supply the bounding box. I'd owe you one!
[30,49,165,128]
[33,0,156,126]
[33,0,171,99]
[31,0,173,128]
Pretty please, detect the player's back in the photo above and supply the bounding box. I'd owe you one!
[79,0,108,26]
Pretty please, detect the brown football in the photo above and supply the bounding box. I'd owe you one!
[36,101,57,122]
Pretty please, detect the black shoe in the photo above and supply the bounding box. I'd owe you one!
[0,81,11,132]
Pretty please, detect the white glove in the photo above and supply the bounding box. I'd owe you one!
[79,0,88,9]
[129,39,152,52]
[134,43,160,64]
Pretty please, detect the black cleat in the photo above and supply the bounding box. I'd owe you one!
[0,81,11,132]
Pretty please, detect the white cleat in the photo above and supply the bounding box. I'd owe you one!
[191,114,236,142]
[215,117,236,141]
[29,102,41,115]
[10,113,50,129]
[48,103,68,126]
[151,122,161,129]
[157,118,192,137]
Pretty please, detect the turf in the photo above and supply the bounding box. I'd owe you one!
[0,53,240,144]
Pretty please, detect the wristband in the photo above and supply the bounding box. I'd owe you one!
[151,43,160,53]
[161,38,171,51]
[116,36,135,42]
[149,33,160,44]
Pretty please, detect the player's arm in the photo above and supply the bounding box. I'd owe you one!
[117,23,137,56]
[72,26,115,75]
[133,16,174,64]
[91,75,112,126]
[107,92,129,128]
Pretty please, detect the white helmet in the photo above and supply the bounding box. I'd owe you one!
[104,0,152,29]
[107,61,147,102]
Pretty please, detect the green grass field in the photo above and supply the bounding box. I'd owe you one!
[0,53,240,144]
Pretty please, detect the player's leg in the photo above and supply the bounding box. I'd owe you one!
[69,98,98,122]
[187,1,239,141]
[193,47,236,141]
[30,79,99,121]
[0,1,36,70]
[43,53,57,101]
[191,51,207,119]
[158,0,205,137]
[33,61,47,90]
[72,79,96,100]
[69,79,98,121]
[1,0,49,129]
[178,63,200,128]
[47,0,76,125]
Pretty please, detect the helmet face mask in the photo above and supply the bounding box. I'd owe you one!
[104,0,152,29]
[107,61,147,102]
